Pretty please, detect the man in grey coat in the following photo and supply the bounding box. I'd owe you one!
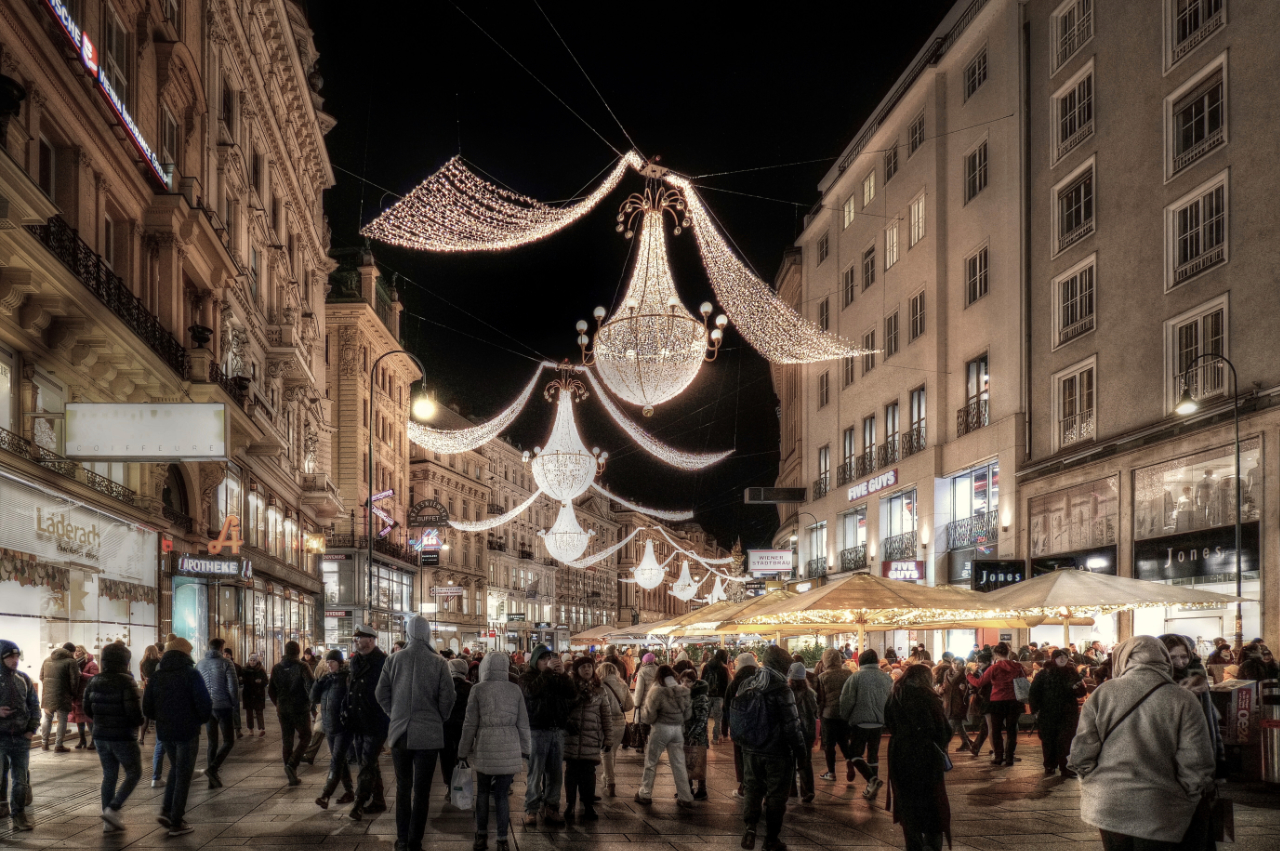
[375,616,455,851]
[838,649,893,798]
[194,638,239,788]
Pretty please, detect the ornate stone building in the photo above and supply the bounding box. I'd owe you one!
[614,512,729,625]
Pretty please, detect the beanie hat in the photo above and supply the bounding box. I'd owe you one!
[325,649,344,663]
[642,653,656,664]
[165,635,193,656]
[787,662,808,681]
[100,641,131,674]
[571,656,596,674]
[448,659,470,676]
[735,652,758,670]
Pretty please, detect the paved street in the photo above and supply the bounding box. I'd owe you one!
[3,723,1277,851]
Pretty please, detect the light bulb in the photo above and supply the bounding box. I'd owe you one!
[412,396,436,420]
[710,329,722,342]
[578,334,589,346]
[593,306,607,321]
[715,314,728,329]
[576,320,588,333]
[700,302,713,317]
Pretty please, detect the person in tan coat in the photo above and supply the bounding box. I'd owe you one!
[597,661,632,798]
[634,665,693,808]
[39,644,78,751]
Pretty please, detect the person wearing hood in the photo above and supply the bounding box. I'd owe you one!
[939,658,973,753]
[84,641,144,832]
[241,653,269,738]
[459,652,530,851]
[142,635,212,838]
[375,615,455,851]
[39,642,78,752]
[723,651,758,797]
[635,664,693,808]
[884,663,952,851]
[597,660,632,798]
[1159,633,1224,775]
[1028,649,1085,777]
[69,645,99,750]
[815,648,853,781]
[195,637,240,789]
[1068,636,1215,849]
[311,649,355,810]
[632,652,659,752]
[517,644,575,827]
[700,648,730,746]
[346,624,390,820]
[269,640,316,786]
[680,669,711,801]
[786,662,818,804]
[440,657,473,807]
[0,640,39,831]
[839,649,893,799]
[562,656,611,820]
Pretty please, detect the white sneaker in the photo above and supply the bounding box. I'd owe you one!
[103,822,122,833]
[102,807,125,830]
[150,779,165,788]
[862,778,883,799]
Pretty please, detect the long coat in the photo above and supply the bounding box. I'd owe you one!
[884,683,952,844]
[374,616,454,750]
[69,654,98,724]
[600,670,633,747]
[241,662,269,710]
[458,652,531,776]
[563,680,612,763]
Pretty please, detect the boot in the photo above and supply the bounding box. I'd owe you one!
[336,790,355,805]
[365,796,387,814]
[541,804,564,826]
[694,780,708,801]
[316,793,331,808]
[12,809,33,831]
[473,834,488,851]
[348,802,364,821]
[496,841,509,851]
[75,731,87,749]
[605,783,615,798]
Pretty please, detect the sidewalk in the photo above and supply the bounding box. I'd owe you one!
[3,725,1275,850]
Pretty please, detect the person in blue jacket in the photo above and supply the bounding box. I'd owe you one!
[0,640,40,831]
[142,636,212,838]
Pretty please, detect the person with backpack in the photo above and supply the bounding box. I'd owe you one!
[311,650,355,809]
[700,649,730,745]
[0,640,39,831]
[966,642,1028,766]
[195,637,240,789]
[83,641,144,833]
[143,636,212,838]
[517,644,575,827]
[634,664,693,808]
[459,652,530,851]
[345,624,390,820]
[269,640,315,786]
[884,663,953,851]
[722,651,758,798]
[838,649,893,800]
[732,645,806,851]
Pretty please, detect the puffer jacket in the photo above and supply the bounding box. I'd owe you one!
[458,652,531,776]
[815,649,851,719]
[722,661,758,739]
[793,684,818,746]
[731,666,806,759]
[839,662,893,727]
[83,673,143,741]
[142,650,212,742]
[601,669,633,747]
[563,680,612,762]
[968,658,1026,703]
[684,678,710,747]
[0,640,40,737]
[633,662,659,714]
[242,662,269,710]
[311,665,350,735]
[518,646,575,731]
[40,647,78,713]
[640,681,692,727]
[196,648,240,711]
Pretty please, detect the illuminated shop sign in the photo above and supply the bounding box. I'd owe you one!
[176,553,253,582]
[41,0,168,187]
[882,560,923,582]
[848,469,898,501]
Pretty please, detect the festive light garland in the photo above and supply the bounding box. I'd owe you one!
[632,539,668,590]
[665,174,871,364]
[590,483,694,521]
[408,363,551,455]
[447,488,542,532]
[653,525,737,565]
[539,501,595,563]
[566,525,646,569]
[363,153,644,252]
[580,366,732,470]
[702,576,728,605]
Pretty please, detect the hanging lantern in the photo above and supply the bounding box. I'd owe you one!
[703,576,727,605]
[633,539,667,590]
[539,502,595,564]
[669,559,700,602]
[527,365,607,502]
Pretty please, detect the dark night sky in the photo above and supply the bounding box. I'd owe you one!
[309,1,955,549]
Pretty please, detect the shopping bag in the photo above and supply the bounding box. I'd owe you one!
[450,764,474,810]
[1012,673,1032,703]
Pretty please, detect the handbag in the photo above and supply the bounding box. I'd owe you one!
[450,763,474,810]
[620,722,635,750]
[934,742,953,772]
[1012,670,1032,703]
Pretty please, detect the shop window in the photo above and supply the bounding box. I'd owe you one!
[1028,475,1118,557]
[842,507,867,549]
[0,350,12,433]
[1135,438,1258,541]
[884,489,917,538]
[31,371,64,453]
[102,6,129,105]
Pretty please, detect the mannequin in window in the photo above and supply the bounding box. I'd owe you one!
[1175,486,1195,533]
[1196,469,1218,528]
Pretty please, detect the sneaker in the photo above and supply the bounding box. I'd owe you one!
[633,792,652,806]
[156,815,172,829]
[168,822,195,837]
[259,731,266,738]
[150,778,165,788]
[522,812,537,826]
[741,828,757,850]
[102,807,125,830]
[862,777,883,800]
[818,772,835,782]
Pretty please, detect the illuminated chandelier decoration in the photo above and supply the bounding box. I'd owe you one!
[408,363,552,455]
[669,560,706,602]
[578,185,727,416]
[526,364,607,502]
[632,539,668,590]
[539,501,596,564]
[702,576,728,605]
[448,489,542,532]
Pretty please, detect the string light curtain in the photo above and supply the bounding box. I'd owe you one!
[363,153,644,252]
[665,173,870,364]
[408,363,551,454]
[590,483,693,521]
[565,525,646,569]
[581,367,732,470]
[447,488,542,531]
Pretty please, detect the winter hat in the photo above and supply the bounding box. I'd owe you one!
[100,641,130,674]
[448,659,470,677]
[735,652,758,670]
[642,653,656,664]
[0,640,19,661]
[571,656,596,674]
[325,649,344,663]
[762,645,792,674]
[164,635,193,656]
[787,662,808,681]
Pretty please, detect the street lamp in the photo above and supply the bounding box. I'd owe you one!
[1175,352,1244,654]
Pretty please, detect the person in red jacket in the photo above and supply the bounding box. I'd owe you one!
[966,642,1026,766]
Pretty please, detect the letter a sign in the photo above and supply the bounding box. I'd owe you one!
[208,515,244,556]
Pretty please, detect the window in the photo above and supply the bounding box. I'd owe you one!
[884,401,900,458]
[909,291,925,341]
[38,137,54,197]
[908,386,926,446]
[816,232,830,266]
[966,354,990,404]
[1054,66,1094,164]
[1134,438,1257,543]
[862,330,876,374]
[1167,170,1227,288]
[221,78,235,133]
[909,194,925,247]
[843,356,856,388]
[951,461,999,533]
[1171,0,1225,66]
[818,298,829,331]
[843,507,868,552]
[251,152,263,193]
[964,142,988,203]
[884,140,899,184]
[1056,359,1096,448]
[885,312,899,358]
[1170,64,1225,174]
[1053,0,1094,71]
[817,446,830,483]
[160,107,180,175]
[863,170,876,206]
[1167,295,1227,408]
[1055,255,1096,345]
[862,416,876,454]
[223,196,236,249]
[1055,159,1095,253]
[842,195,856,229]
[102,216,115,269]
[965,245,989,305]
[885,490,917,538]
[102,6,128,104]
[843,427,857,466]
[807,522,827,574]
[964,49,988,101]
[842,265,856,307]
[884,222,899,269]
[908,113,925,157]
[817,371,830,409]
[861,245,876,290]
[163,0,181,27]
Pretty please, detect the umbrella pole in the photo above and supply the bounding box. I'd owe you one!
[857,620,866,656]
[1063,609,1071,652]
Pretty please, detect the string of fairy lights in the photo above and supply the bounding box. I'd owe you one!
[447,488,543,532]
[407,363,552,455]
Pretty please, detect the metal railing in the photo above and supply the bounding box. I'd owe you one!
[946,511,999,551]
[208,362,249,406]
[876,438,900,468]
[881,530,918,561]
[1172,126,1224,174]
[1174,244,1225,284]
[1056,120,1094,162]
[1059,218,1095,251]
[1059,409,1095,448]
[487,503,504,515]
[517,549,535,561]
[901,426,927,458]
[1060,315,1095,345]
[836,460,854,486]
[26,216,187,377]
[163,504,195,533]
[956,398,990,438]
[855,448,876,479]
[812,475,830,500]
[838,544,867,573]
[486,540,507,552]
[806,557,827,578]
[0,425,136,505]
[1173,2,1224,62]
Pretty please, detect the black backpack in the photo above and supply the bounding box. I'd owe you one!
[729,677,772,750]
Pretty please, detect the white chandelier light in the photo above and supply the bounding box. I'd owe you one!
[539,501,596,564]
[632,539,668,590]
[527,368,606,502]
[703,576,727,605]
[669,559,704,602]
[579,187,727,416]
[408,362,552,455]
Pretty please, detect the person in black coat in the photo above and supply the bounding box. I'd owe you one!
[311,650,354,809]
[1028,649,1085,777]
[440,658,472,806]
[345,625,390,819]
[268,641,315,786]
[241,655,269,736]
[84,641,144,831]
[884,664,952,851]
[142,637,212,837]
[721,652,759,797]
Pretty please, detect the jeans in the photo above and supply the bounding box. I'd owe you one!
[96,738,142,811]
[302,711,325,762]
[638,722,692,803]
[206,707,235,772]
[524,728,564,814]
[0,734,30,814]
[152,738,166,778]
[821,716,854,773]
[848,724,883,780]
[40,709,68,747]
[476,772,513,839]
[971,713,992,754]
[707,697,725,744]
[733,742,744,785]
[742,750,794,842]
[987,700,1023,762]
[322,730,354,797]
[390,737,438,851]
[602,744,617,785]
[245,705,265,731]
[1038,715,1078,771]
[161,737,199,826]
[352,733,387,806]
[564,758,597,813]
[277,711,312,768]
[948,718,973,749]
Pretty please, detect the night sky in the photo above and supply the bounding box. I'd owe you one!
[309,1,955,549]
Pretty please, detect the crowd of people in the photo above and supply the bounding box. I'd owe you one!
[0,627,1271,850]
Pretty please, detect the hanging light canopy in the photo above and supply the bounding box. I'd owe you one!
[669,559,701,602]
[633,539,667,590]
[540,501,596,564]
[527,365,607,502]
[579,184,727,416]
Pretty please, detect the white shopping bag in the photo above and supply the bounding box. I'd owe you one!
[451,764,474,810]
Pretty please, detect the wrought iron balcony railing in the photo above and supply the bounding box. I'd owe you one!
[900,426,927,458]
[486,540,507,552]
[517,549,535,561]
[1059,408,1095,448]
[836,459,854,486]
[806,557,827,578]
[876,438,899,468]
[162,504,195,534]
[956,398,990,438]
[946,511,999,551]
[0,425,136,505]
[881,530,918,561]
[838,544,867,573]
[487,503,504,515]
[855,448,876,479]
[208,362,249,406]
[811,475,830,500]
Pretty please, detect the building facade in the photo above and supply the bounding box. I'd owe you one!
[615,511,729,626]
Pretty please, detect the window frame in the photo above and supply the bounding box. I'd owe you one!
[1051,155,1096,257]
[909,192,925,248]
[1051,60,1095,167]
[1052,355,1097,452]
[884,139,899,184]
[1164,292,1229,413]
[843,355,856,389]
[102,214,115,269]
[817,371,830,409]
[964,242,990,307]
[884,221,899,269]
[842,194,856,229]
[863,170,876,206]
[1164,167,1228,291]
[862,329,876,375]
[861,243,876,291]
[908,290,925,342]
[101,4,129,106]
[1051,252,1097,349]
[963,139,988,204]
[1164,0,1226,73]
[908,113,925,158]
[842,263,857,308]
[884,311,900,359]
[817,231,830,266]
[818,298,830,332]
[1051,0,1095,76]
[1163,52,1228,181]
[963,47,988,102]
[37,136,55,198]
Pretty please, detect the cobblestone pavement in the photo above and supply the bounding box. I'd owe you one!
[2,724,1276,850]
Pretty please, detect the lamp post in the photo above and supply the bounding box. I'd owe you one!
[1174,352,1244,654]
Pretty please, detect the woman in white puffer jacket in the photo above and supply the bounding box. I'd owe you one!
[458,653,531,851]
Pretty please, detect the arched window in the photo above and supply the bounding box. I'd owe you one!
[162,464,189,517]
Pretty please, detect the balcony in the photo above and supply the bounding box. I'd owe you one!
[1059,314,1095,346]
[1174,243,1225,285]
[855,448,876,480]
[0,425,136,505]
[876,438,899,469]
[1059,408,1095,448]
[1058,218,1095,252]
[1173,2,1224,63]
[487,503,504,516]
[25,216,186,377]
[956,398,990,438]
[811,475,830,501]
[805,557,827,578]
[835,460,854,486]
[838,544,867,573]
[517,549,535,561]
[901,426,926,459]
[1172,127,1225,175]
[881,530,918,561]
[946,511,999,551]
[486,539,508,552]
[207,362,249,406]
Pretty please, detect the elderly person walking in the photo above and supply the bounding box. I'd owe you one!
[597,661,632,798]
[375,615,455,851]
[884,663,952,851]
[459,653,530,851]
[1068,635,1216,851]
[195,637,239,789]
[634,664,693,808]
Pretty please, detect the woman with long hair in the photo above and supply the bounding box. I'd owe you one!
[596,661,633,798]
[884,663,952,851]
[635,664,694,808]
[138,644,162,747]
[563,657,611,820]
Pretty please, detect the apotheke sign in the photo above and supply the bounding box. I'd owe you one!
[176,554,252,582]
[848,469,898,501]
